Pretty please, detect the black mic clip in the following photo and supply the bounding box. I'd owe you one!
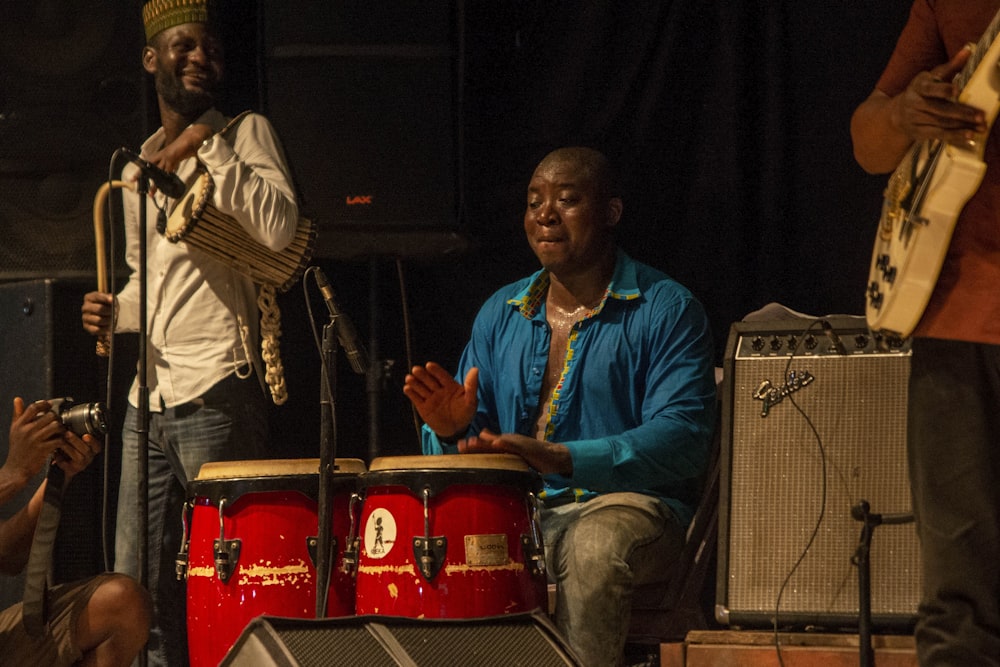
[314,268,369,375]
[119,147,187,199]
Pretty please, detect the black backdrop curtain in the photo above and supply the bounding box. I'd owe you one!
[268,1,916,458]
[0,0,913,459]
[456,0,912,360]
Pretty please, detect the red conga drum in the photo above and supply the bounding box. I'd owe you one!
[351,454,547,618]
[181,458,365,667]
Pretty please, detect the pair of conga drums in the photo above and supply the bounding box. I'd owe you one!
[180,454,548,667]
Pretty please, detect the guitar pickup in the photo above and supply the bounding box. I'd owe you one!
[867,282,883,310]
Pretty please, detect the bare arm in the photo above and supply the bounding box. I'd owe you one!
[0,397,100,574]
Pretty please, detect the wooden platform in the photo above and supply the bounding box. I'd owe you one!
[657,630,918,667]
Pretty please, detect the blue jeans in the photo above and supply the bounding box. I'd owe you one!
[908,338,1000,667]
[115,373,267,667]
[541,492,685,667]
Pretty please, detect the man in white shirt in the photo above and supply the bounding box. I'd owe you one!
[80,1,300,664]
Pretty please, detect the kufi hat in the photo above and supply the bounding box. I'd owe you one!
[142,0,210,43]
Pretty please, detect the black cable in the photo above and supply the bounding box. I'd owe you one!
[393,259,422,445]
[770,318,830,667]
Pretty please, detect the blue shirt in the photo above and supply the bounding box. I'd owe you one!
[423,250,717,525]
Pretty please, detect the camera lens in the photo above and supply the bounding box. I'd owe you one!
[49,398,109,437]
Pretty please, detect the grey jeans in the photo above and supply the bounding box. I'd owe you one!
[115,373,267,667]
[541,492,685,667]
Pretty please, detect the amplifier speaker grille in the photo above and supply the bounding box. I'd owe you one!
[716,316,921,630]
[220,613,581,666]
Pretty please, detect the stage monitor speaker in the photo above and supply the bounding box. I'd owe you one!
[261,1,467,260]
[220,612,581,666]
[0,279,108,611]
[715,315,921,631]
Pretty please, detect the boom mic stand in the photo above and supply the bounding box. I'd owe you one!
[135,169,151,667]
[315,313,338,616]
[851,500,915,667]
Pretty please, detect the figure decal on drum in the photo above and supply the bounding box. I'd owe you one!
[364,510,395,557]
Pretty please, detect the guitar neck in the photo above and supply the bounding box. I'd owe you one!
[956,8,1000,89]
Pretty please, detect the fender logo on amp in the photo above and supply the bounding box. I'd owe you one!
[345,195,373,205]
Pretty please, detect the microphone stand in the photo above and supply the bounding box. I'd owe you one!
[135,172,151,667]
[315,316,338,616]
[851,500,914,667]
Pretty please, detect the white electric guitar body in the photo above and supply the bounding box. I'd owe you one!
[866,14,1000,337]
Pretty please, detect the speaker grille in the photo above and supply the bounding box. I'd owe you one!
[391,620,575,667]
[224,614,579,666]
[719,319,921,629]
[277,625,397,666]
[262,0,464,260]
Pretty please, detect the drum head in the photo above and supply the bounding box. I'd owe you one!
[363,454,540,497]
[165,170,211,242]
[196,458,366,480]
[189,458,366,504]
[368,453,530,472]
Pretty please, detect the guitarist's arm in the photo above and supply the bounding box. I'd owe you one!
[851,45,984,174]
[0,398,99,575]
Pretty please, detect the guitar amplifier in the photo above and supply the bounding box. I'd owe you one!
[715,315,921,630]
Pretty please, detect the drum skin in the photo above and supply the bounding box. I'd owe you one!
[354,454,547,618]
[184,459,363,667]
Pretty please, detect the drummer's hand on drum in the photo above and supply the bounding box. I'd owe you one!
[403,362,479,439]
[458,429,573,477]
[81,291,115,337]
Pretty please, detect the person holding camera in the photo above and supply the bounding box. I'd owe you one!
[0,397,150,666]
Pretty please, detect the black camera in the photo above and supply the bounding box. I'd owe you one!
[47,397,109,438]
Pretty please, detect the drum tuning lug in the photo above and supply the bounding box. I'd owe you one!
[412,536,447,581]
[213,538,242,583]
[342,492,362,575]
[521,534,546,577]
[175,549,188,581]
[341,538,359,575]
[177,500,192,580]
[305,535,338,569]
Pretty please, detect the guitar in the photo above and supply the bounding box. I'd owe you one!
[865,12,1000,337]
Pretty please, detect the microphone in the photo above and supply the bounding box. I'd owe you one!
[820,319,847,355]
[314,268,368,375]
[119,147,187,199]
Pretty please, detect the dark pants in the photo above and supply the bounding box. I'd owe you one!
[908,338,1000,667]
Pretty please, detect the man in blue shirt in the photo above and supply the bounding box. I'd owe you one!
[404,146,717,666]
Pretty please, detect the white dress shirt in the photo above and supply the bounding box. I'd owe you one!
[114,109,300,410]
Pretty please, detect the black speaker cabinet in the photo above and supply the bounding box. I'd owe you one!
[261,1,467,260]
[0,3,141,281]
[220,612,581,666]
[716,315,921,631]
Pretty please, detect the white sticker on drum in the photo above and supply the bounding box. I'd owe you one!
[363,508,397,559]
[465,534,509,566]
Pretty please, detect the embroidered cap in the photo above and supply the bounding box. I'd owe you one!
[142,0,210,42]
